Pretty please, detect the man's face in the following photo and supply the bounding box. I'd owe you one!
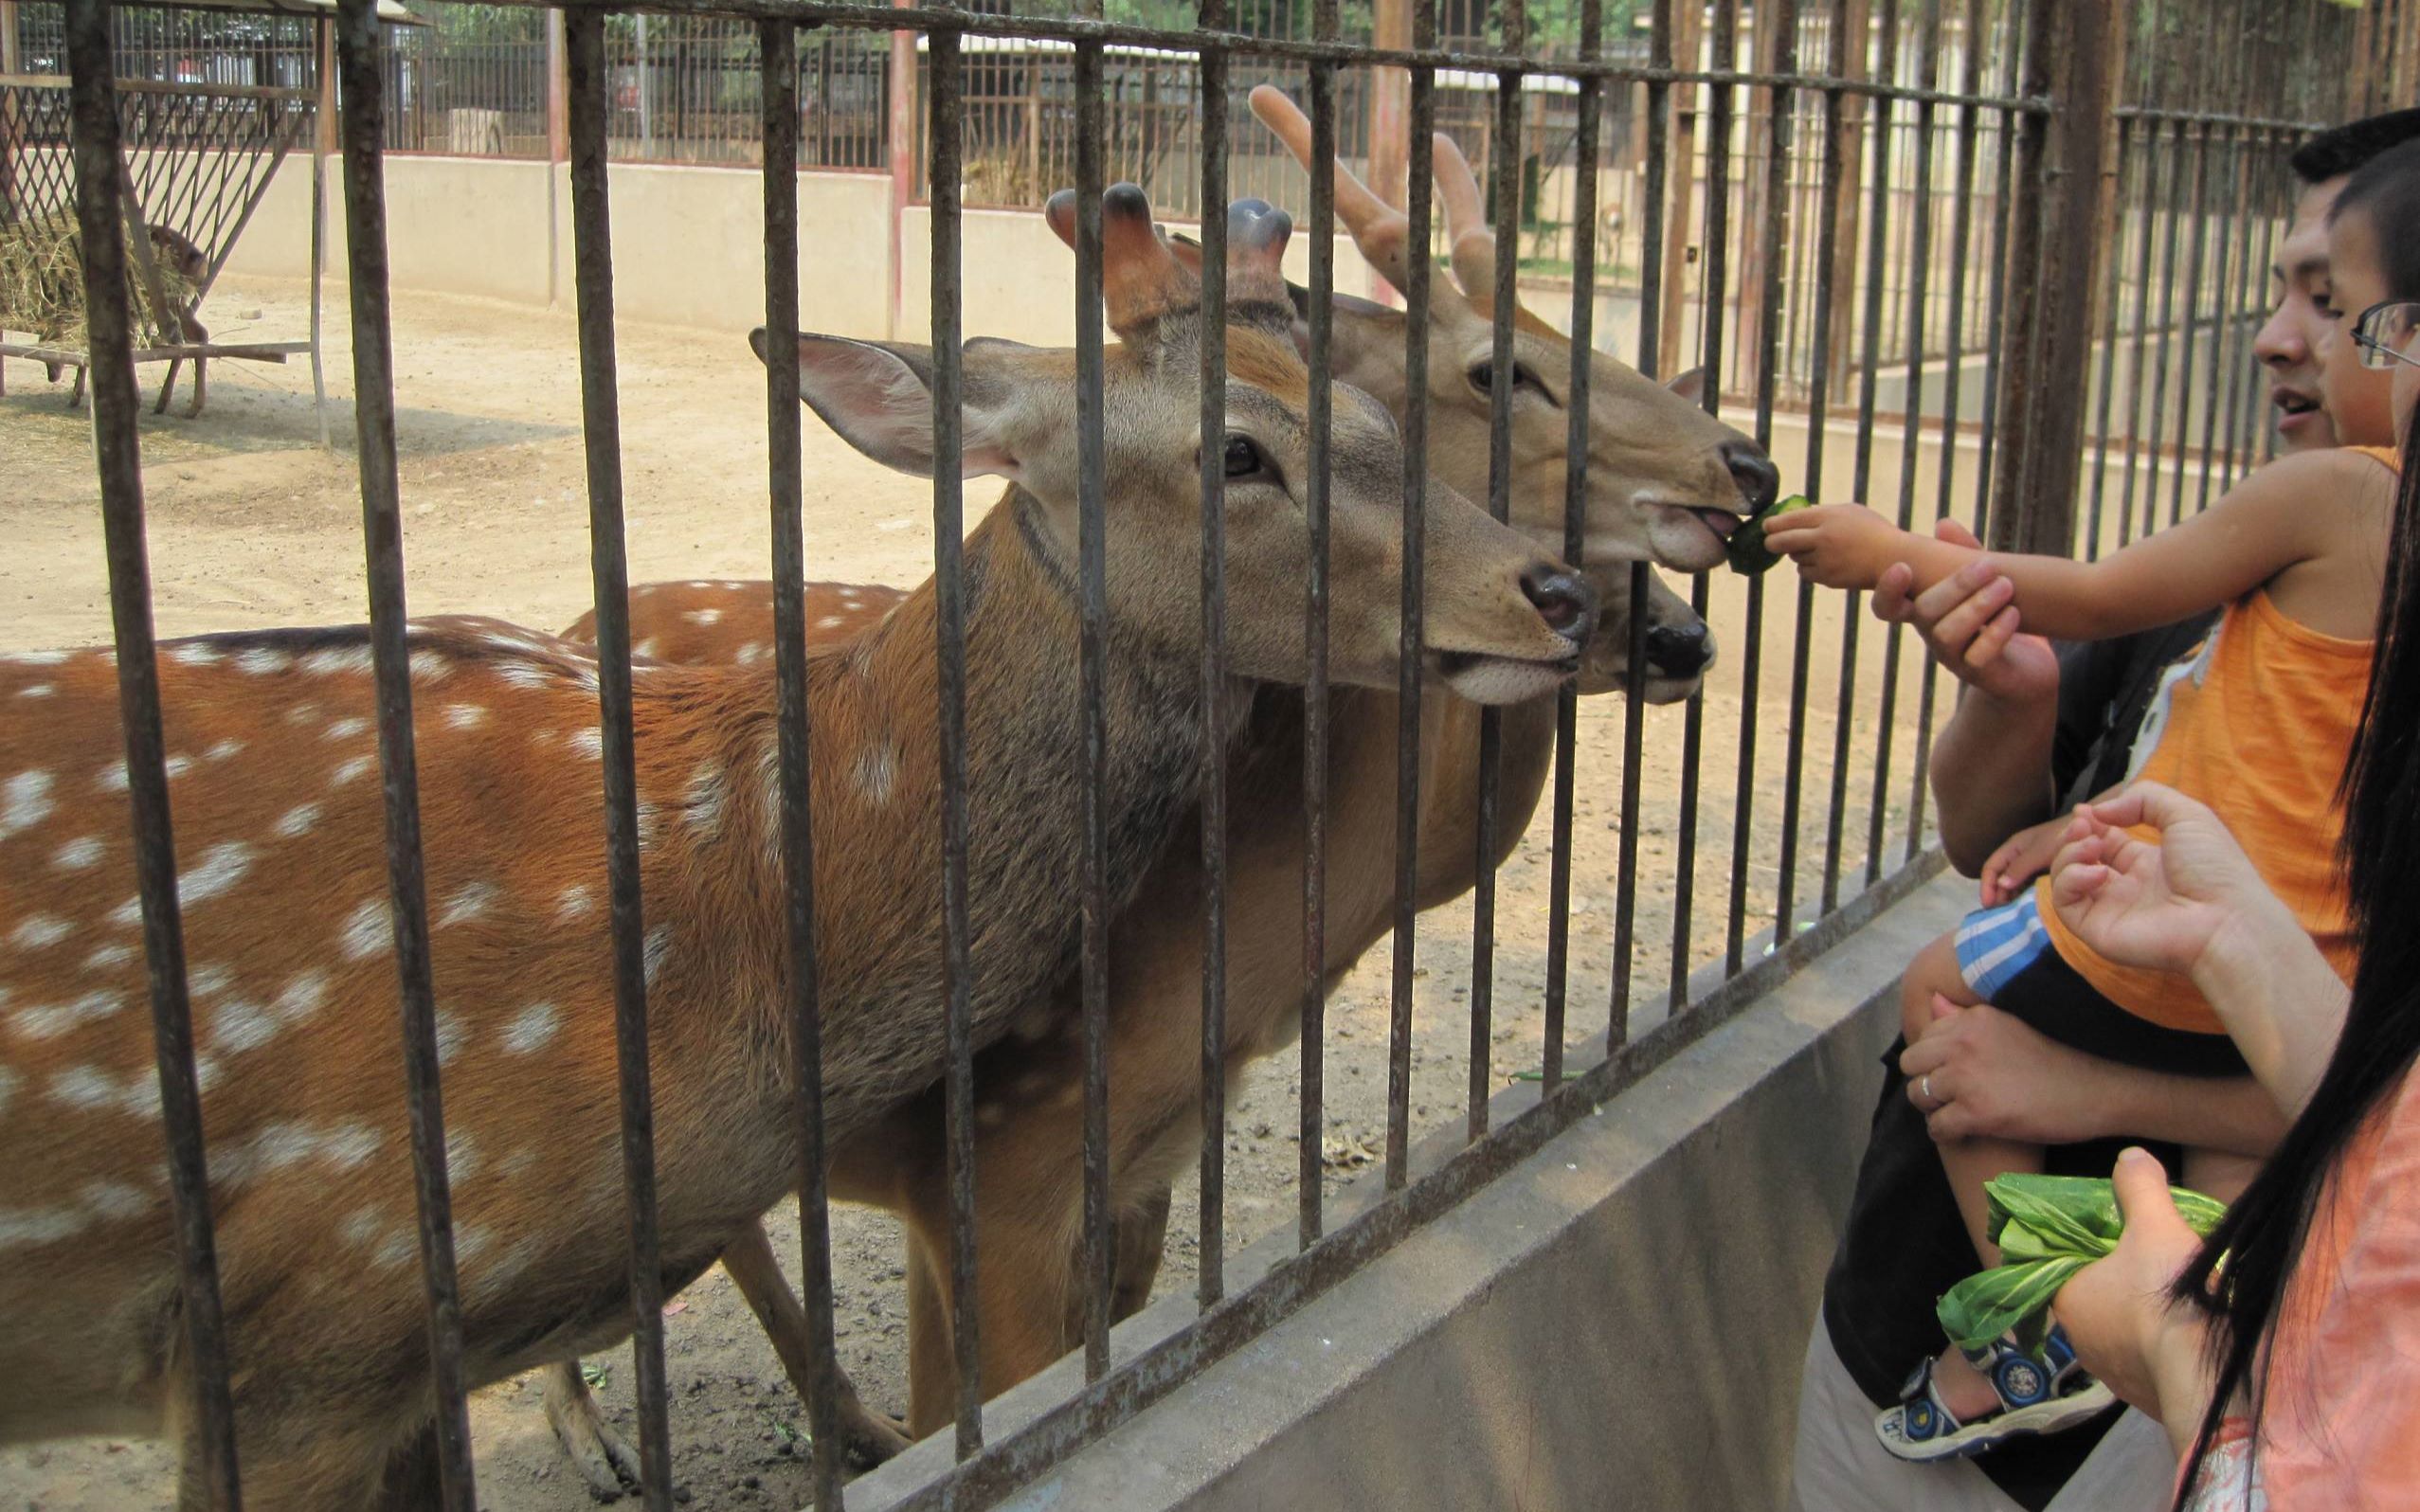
[2253,177,2345,452]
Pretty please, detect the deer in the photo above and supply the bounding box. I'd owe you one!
[533,89,1778,1487]
[0,183,1597,1510]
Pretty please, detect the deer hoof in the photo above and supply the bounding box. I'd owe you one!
[840,1407,912,1467]
[543,1367,646,1502]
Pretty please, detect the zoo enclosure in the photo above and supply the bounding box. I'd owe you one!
[42,0,2387,1509]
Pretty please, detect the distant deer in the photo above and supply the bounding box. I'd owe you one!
[142,223,213,419]
[0,184,1593,1509]
[538,94,1776,1477]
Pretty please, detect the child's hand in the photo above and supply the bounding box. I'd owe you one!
[1980,816,2071,906]
[1762,503,1901,589]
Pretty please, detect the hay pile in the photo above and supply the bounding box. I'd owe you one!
[0,217,199,349]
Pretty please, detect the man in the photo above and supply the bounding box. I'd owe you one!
[1788,106,2420,1512]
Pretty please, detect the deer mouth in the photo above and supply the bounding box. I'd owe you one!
[1431,647,1580,705]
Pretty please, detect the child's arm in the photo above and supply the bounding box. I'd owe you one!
[1979,813,2073,906]
[1764,448,2369,642]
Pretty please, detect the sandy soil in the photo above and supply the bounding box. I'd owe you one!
[0,279,1945,1509]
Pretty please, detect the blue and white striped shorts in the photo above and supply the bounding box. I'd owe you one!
[1953,891,2055,1001]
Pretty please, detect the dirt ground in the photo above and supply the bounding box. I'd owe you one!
[0,280,1945,1509]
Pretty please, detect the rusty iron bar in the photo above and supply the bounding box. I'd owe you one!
[2085,116,2134,561]
[563,14,677,1507]
[1194,1,1232,1305]
[335,0,482,1503]
[1297,0,1340,1251]
[63,0,244,1502]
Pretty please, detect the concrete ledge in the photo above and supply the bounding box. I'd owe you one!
[848,870,1966,1512]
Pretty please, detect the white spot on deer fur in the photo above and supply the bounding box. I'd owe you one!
[275,802,322,837]
[569,729,605,759]
[733,641,765,666]
[497,661,553,691]
[455,1224,496,1266]
[162,756,193,780]
[439,882,499,928]
[683,764,728,836]
[80,1180,152,1220]
[193,1055,225,1094]
[373,1230,417,1269]
[556,884,595,921]
[502,1001,561,1054]
[284,702,321,726]
[435,1009,466,1067]
[322,1124,379,1167]
[817,616,844,630]
[3,651,69,666]
[687,581,708,588]
[273,972,328,1027]
[205,738,244,762]
[52,836,102,871]
[633,637,661,660]
[340,1207,383,1247]
[94,761,127,793]
[48,1066,116,1107]
[684,609,723,626]
[236,647,290,676]
[0,1209,84,1250]
[82,943,134,973]
[341,898,390,961]
[323,717,370,741]
[530,729,557,748]
[445,1128,480,1183]
[642,927,672,988]
[410,651,452,682]
[109,842,252,926]
[188,964,233,999]
[332,755,376,785]
[170,644,223,667]
[14,990,121,1039]
[10,915,71,951]
[16,683,53,699]
[208,996,276,1054]
[853,744,898,805]
[444,703,488,729]
[301,645,374,676]
[0,771,58,841]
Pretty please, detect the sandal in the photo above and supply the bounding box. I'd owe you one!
[1874,1326,2116,1463]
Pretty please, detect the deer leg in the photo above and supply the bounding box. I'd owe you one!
[187,355,207,419]
[154,357,180,415]
[902,1223,959,1441]
[370,1419,445,1511]
[719,1217,912,1466]
[67,363,87,408]
[541,1359,644,1501]
[1110,1183,1173,1323]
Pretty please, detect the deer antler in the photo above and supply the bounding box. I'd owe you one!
[1045,183,1199,341]
[1429,130,1501,312]
[1246,83,1415,297]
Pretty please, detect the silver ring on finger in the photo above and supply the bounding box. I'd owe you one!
[1920,1073,1937,1108]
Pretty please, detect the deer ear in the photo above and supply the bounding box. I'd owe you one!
[1663,367,1707,406]
[751,330,1023,481]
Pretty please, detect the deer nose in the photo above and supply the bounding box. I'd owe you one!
[1520,566,1598,644]
[1721,441,1779,512]
[1646,621,1715,676]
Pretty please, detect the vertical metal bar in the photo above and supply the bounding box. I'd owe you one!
[1195,10,1233,1303]
[1668,0,1733,1012]
[760,23,843,1510]
[1873,0,1938,878]
[925,27,984,1460]
[1970,92,2018,546]
[64,2,243,1503]
[1298,13,1338,1252]
[1615,0,1671,1049]
[2191,122,2239,519]
[1386,0,1434,1192]
[1824,0,1897,915]
[563,17,675,1510]
[2141,122,2189,543]
[2166,119,2212,529]
[2084,117,2132,562]
[1073,33,1114,1388]
[1546,0,1604,1091]
[1470,21,1522,1143]
[1726,0,1794,973]
[2219,128,2266,492]
[1775,0,1848,945]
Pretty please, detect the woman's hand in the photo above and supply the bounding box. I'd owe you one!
[2054,1148,2220,1454]
[1763,502,1905,589]
[2046,783,2275,978]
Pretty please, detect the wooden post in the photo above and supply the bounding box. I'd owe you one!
[1990,0,2118,556]
[0,2,20,74]
[1654,0,1705,371]
[1369,0,1411,306]
[886,0,916,338]
[1826,0,1869,396]
[1732,1,1779,395]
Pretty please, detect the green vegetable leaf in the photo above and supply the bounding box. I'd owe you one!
[1941,1174,2230,1357]
[1937,1256,2091,1354]
[1725,494,1814,577]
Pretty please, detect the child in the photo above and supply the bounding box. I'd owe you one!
[1769,136,2420,1464]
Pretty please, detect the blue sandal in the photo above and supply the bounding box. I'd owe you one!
[1875,1326,2115,1463]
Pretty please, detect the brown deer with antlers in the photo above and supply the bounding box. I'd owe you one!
[0,185,1595,1509]
[534,92,1776,1488]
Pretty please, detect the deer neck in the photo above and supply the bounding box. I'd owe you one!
[783,486,1252,1123]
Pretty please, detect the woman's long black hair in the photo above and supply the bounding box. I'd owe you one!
[2171,135,2420,1504]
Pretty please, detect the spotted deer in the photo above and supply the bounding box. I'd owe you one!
[538,97,1775,1476]
[0,184,1595,1509]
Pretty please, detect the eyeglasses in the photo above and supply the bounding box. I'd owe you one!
[2354,299,2420,370]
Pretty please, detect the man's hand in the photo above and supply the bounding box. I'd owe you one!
[1870,519,2060,701]
[1763,502,1904,589]
[1902,999,2121,1144]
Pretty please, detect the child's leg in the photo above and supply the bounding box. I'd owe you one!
[1901,929,2046,1267]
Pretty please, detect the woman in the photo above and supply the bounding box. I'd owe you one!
[2044,141,2420,1508]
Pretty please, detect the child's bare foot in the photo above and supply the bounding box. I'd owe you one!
[1929,1349,2004,1421]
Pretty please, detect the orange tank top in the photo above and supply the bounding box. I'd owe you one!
[2034,446,2395,1034]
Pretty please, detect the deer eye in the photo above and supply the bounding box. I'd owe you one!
[1222,434,1280,486]
[1467,361,1551,401]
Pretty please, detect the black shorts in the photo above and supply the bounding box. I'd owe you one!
[1954,893,2248,1078]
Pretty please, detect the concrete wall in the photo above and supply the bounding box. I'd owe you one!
[846,871,1971,1512]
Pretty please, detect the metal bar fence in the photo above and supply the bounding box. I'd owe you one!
[21,1,2343,1509]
